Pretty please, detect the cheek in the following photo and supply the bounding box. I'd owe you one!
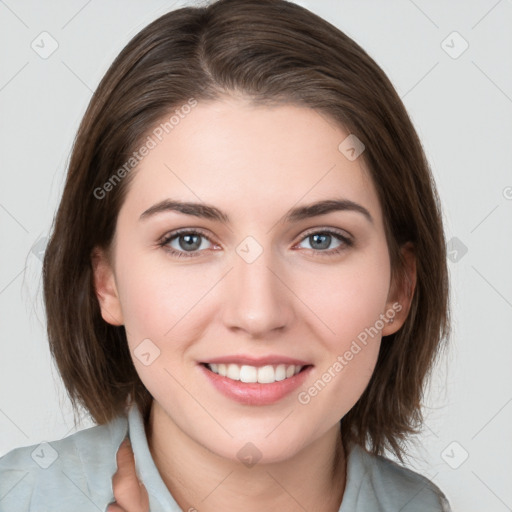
[295,246,390,413]
[115,251,210,339]
[113,255,209,404]
[115,234,391,353]
[298,245,391,350]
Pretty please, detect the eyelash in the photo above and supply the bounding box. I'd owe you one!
[158,227,354,259]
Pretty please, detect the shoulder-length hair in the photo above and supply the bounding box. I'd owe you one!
[43,0,450,461]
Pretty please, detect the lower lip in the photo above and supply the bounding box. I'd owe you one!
[199,364,313,406]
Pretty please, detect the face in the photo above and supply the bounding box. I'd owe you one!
[93,96,412,464]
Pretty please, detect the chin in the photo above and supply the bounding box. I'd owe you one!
[204,430,311,467]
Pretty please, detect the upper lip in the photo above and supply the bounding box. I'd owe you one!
[201,355,312,367]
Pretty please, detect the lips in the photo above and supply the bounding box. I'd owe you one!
[202,355,311,366]
[199,355,313,405]
[201,355,311,384]
[205,362,303,383]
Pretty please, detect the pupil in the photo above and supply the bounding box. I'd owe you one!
[180,234,201,251]
[311,233,330,250]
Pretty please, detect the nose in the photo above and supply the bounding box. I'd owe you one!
[221,244,293,338]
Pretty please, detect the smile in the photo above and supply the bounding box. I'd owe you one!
[199,359,313,406]
[205,363,304,384]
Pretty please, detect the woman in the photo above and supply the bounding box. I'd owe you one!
[0,1,451,510]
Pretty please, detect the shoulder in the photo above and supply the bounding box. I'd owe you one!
[0,415,128,512]
[341,443,452,512]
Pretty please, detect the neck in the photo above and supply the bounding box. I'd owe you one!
[146,401,347,512]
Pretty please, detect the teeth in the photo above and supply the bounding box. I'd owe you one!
[227,364,240,380]
[206,363,304,383]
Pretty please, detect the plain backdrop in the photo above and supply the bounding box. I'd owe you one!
[1,1,511,511]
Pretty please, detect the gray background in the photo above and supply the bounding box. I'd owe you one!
[1,0,511,510]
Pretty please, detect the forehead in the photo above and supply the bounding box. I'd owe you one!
[121,97,383,226]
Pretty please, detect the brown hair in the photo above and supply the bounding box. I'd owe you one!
[43,0,450,461]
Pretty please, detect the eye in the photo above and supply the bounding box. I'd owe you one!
[159,227,353,259]
[295,229,353,256]
[159,229,216,258]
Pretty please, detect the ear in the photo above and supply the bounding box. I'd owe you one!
[91,246,124,326]
[382,241,416,336]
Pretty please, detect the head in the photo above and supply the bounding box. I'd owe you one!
[43,0,449,462]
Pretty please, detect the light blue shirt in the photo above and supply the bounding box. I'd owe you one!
[0,403,451,511]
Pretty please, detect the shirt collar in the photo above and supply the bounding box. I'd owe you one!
[126,401,182,511]
[125,401,362,511]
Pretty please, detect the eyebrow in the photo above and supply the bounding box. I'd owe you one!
[139,198,373,224]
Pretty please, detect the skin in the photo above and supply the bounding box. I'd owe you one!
[95,96,416,512]
[108,438,149,512]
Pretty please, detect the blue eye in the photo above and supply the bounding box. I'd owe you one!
[295,229,353,256]
[159,228,353,259]
[159,229,214,258]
